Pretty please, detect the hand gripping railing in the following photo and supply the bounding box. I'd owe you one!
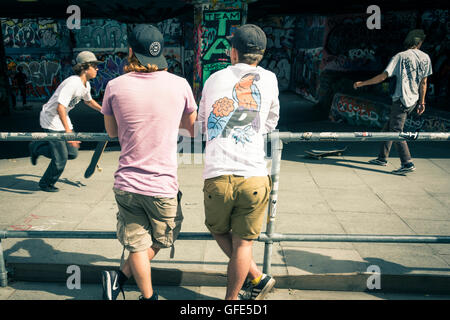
[1,131,450,287]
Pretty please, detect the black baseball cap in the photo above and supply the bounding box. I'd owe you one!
[227,24,267,54]
[128,24,168,70]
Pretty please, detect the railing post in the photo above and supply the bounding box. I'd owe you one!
[263,132,283,276]
[0,239,8,287]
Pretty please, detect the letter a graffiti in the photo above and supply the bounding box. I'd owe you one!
[66,5,81,30]
[366,265,381,290]
[366,5,381,30]
[66,265,81,290]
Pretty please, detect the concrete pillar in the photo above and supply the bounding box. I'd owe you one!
[192,0,248,101]
[0,20,12,116]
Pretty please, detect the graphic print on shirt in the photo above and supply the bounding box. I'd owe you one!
[207,73,261,145]
[401,57,430,87]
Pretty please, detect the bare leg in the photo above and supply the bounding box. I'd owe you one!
[121,246,159,278]
[225,234,254,300]
[213,232,262,280]
[122,246,160,298]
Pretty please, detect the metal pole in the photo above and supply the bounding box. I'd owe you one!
[257,233,450,243]
[0,231,214,241]
[0,240,7,287]
[263,132,283,275]
[1,131,450,142]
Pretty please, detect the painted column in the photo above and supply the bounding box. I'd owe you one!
[0,20,11,116]
[192,0,247,101]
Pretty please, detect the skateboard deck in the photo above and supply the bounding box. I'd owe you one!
[304,147,347,160]
[84,140,108,178]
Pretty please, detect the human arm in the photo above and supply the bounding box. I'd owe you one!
[84,99,102,112]
[179,110,198,137]
[104,115,118,138]
[179,80,199,137]
[417,77,428,115]
[354,71,388,89]
[57,103,80,148]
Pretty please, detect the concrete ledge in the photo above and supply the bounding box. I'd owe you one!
[6,262,450,294]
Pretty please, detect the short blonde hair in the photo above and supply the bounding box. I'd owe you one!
[237,51,264,65]
[123,53,159,73]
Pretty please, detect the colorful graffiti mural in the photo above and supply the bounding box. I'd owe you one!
[1,18,61,48]
[321,12,417,72]
[5,54,67,100]
[329,93,389,128]
[251,16,297,91]
[74,19,128,50]
[201,9,241,85]
[291,15,326,101]
[330,93,450,132]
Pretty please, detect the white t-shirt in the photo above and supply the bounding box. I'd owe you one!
[384,49,433,108]
[198,63,280,180]
[39,75,93,131]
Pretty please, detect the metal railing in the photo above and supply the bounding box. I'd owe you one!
[1,131,450,287]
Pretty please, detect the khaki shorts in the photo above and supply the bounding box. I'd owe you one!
[203,175,271,240]
[114,188,183,253]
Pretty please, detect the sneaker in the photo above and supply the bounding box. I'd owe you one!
[238,274,276,300]
[29,143,38,166]
[39,184,59,192]
[139,292,158,300]
[392,162,416,175]
[102,270,125,300]
[368,158,387,166]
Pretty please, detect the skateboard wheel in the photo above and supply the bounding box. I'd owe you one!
[97,167,103,172]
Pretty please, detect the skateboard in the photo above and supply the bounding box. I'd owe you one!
[304,147,347,160]
[84,140,108,178]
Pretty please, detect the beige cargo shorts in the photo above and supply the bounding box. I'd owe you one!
[113,188,183,253]
[203,175,271,240]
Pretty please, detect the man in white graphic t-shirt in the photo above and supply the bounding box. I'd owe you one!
[29,51,103,192]
[198,24,279,300]
[354,29,433,175]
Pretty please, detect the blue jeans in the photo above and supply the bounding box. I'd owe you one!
[31,129,78,187]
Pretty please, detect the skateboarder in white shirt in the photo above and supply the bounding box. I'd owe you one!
[29,51,103,192]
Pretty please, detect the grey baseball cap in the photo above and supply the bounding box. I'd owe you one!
[227,24,267,54]
[128,24,168,70]
[75,51,101,65]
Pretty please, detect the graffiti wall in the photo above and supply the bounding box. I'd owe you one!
[329,93,389,128]
[321,12,417,72]
[201,9,241,85]
[1,17,188,100]
[248,16,297,91]
[192,0,245,100]
[73,19,127,50]
[1,19,61,48]
[421,9,449,111]
[5,54,66,100]
[291,15,326,101]
[330,93,450,132]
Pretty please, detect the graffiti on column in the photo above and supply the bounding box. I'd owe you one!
[292,15,326,101]
[74,19,128,50]
[251,16,297,91]
[6,54,64,100]
[88,52,128,97]
[322,12,417,72]
[1,19,60,48]
[420,9,449,106]
[201,10,242,86]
